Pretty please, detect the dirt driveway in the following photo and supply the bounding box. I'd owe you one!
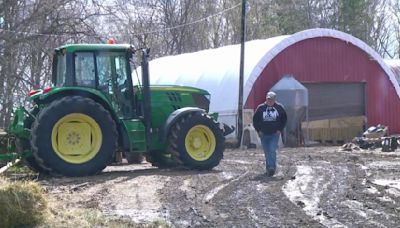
[41,146,400,227]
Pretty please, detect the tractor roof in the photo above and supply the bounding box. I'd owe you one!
[56,44,132,52]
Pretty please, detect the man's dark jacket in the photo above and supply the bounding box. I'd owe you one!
[253,102,287,135]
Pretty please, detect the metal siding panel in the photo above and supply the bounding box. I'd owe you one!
[245,37,400,134]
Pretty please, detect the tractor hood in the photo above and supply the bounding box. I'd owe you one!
[149,85,210,95]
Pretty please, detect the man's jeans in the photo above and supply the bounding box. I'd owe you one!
[260,133,280,174]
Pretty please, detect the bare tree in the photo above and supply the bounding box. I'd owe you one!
[0,0,107,127]
[390,0,400,58]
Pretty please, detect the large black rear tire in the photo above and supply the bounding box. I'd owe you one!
[168,113,224,170]
[31,96,117,177]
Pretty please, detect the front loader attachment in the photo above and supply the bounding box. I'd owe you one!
[0,107,31,173]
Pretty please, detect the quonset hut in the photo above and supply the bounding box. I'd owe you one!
[141,28,400,140]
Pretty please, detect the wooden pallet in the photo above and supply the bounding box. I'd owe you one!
[303,116,364,144]
[307,127,362,144]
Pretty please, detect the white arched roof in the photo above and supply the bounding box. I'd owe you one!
[144,35,288,114]
[385,59,400,84]
[141,28,400,115]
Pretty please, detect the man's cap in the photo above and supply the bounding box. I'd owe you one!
[266,91,276,100]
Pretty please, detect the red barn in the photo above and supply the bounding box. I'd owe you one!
[244,29,400,134]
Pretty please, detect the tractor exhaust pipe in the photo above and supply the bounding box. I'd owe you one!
[141,48,152,147]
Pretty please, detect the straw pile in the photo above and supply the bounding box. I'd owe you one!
[0,178,48,227]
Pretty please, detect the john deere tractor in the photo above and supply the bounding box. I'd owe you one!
[1,43,232,176]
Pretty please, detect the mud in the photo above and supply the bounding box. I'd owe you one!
[41,146,400,227]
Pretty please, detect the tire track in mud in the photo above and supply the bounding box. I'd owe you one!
[203,171,249,204]
[161,148,400,227]
[329,152,400,228]
[283,163,347,227]
[283,149,400,228]
[42,165,170,224]
[162,149,322,227]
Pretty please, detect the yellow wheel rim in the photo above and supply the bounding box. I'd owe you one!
[185,125,216,161]
[51,113,102,164]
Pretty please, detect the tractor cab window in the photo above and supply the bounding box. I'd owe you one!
[96,54,112,90]
[96,52,128,94]
[55,51,66,86]
[75,52,96,87]
[129,54,141,86]
[115,56,127,87]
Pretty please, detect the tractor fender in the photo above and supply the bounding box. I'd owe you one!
[35,89,118,122]
[161,107,205,143]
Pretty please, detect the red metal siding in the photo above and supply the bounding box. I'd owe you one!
[245,37,400,134]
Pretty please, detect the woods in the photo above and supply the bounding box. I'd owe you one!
[0,0,400,128]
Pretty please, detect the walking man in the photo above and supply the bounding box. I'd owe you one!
[253,91,287,177]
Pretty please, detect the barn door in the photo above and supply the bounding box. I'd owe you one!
[303,82,366,120]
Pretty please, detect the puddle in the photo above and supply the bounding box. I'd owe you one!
[283,165,346,227]
[373,179,400,190]
[101,175,169,223]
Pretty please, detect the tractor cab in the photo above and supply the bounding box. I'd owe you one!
[52,44,136,118]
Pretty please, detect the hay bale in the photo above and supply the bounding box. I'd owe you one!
[0,179,47,227]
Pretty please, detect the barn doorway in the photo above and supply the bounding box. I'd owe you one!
[302,82,367,144]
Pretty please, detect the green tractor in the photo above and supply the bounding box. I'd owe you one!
[1,43,233,176]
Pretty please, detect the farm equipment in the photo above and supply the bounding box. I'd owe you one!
[0,43,233,176]
[348,124,399,152]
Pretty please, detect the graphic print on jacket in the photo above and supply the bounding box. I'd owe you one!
[263,107,279,122]
[253,102,287,135]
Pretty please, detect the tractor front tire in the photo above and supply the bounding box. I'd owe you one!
[168,113,224,170]
[31,96,117,177]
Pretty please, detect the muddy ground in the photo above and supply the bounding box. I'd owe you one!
[39,146,400,227]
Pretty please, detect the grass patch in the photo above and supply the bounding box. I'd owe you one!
[0,177,170,227]
[5,161,36,174]
[44,207,170,227]
[0,178,48,227]
[3,161,39,181]
[6,162,32,173]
